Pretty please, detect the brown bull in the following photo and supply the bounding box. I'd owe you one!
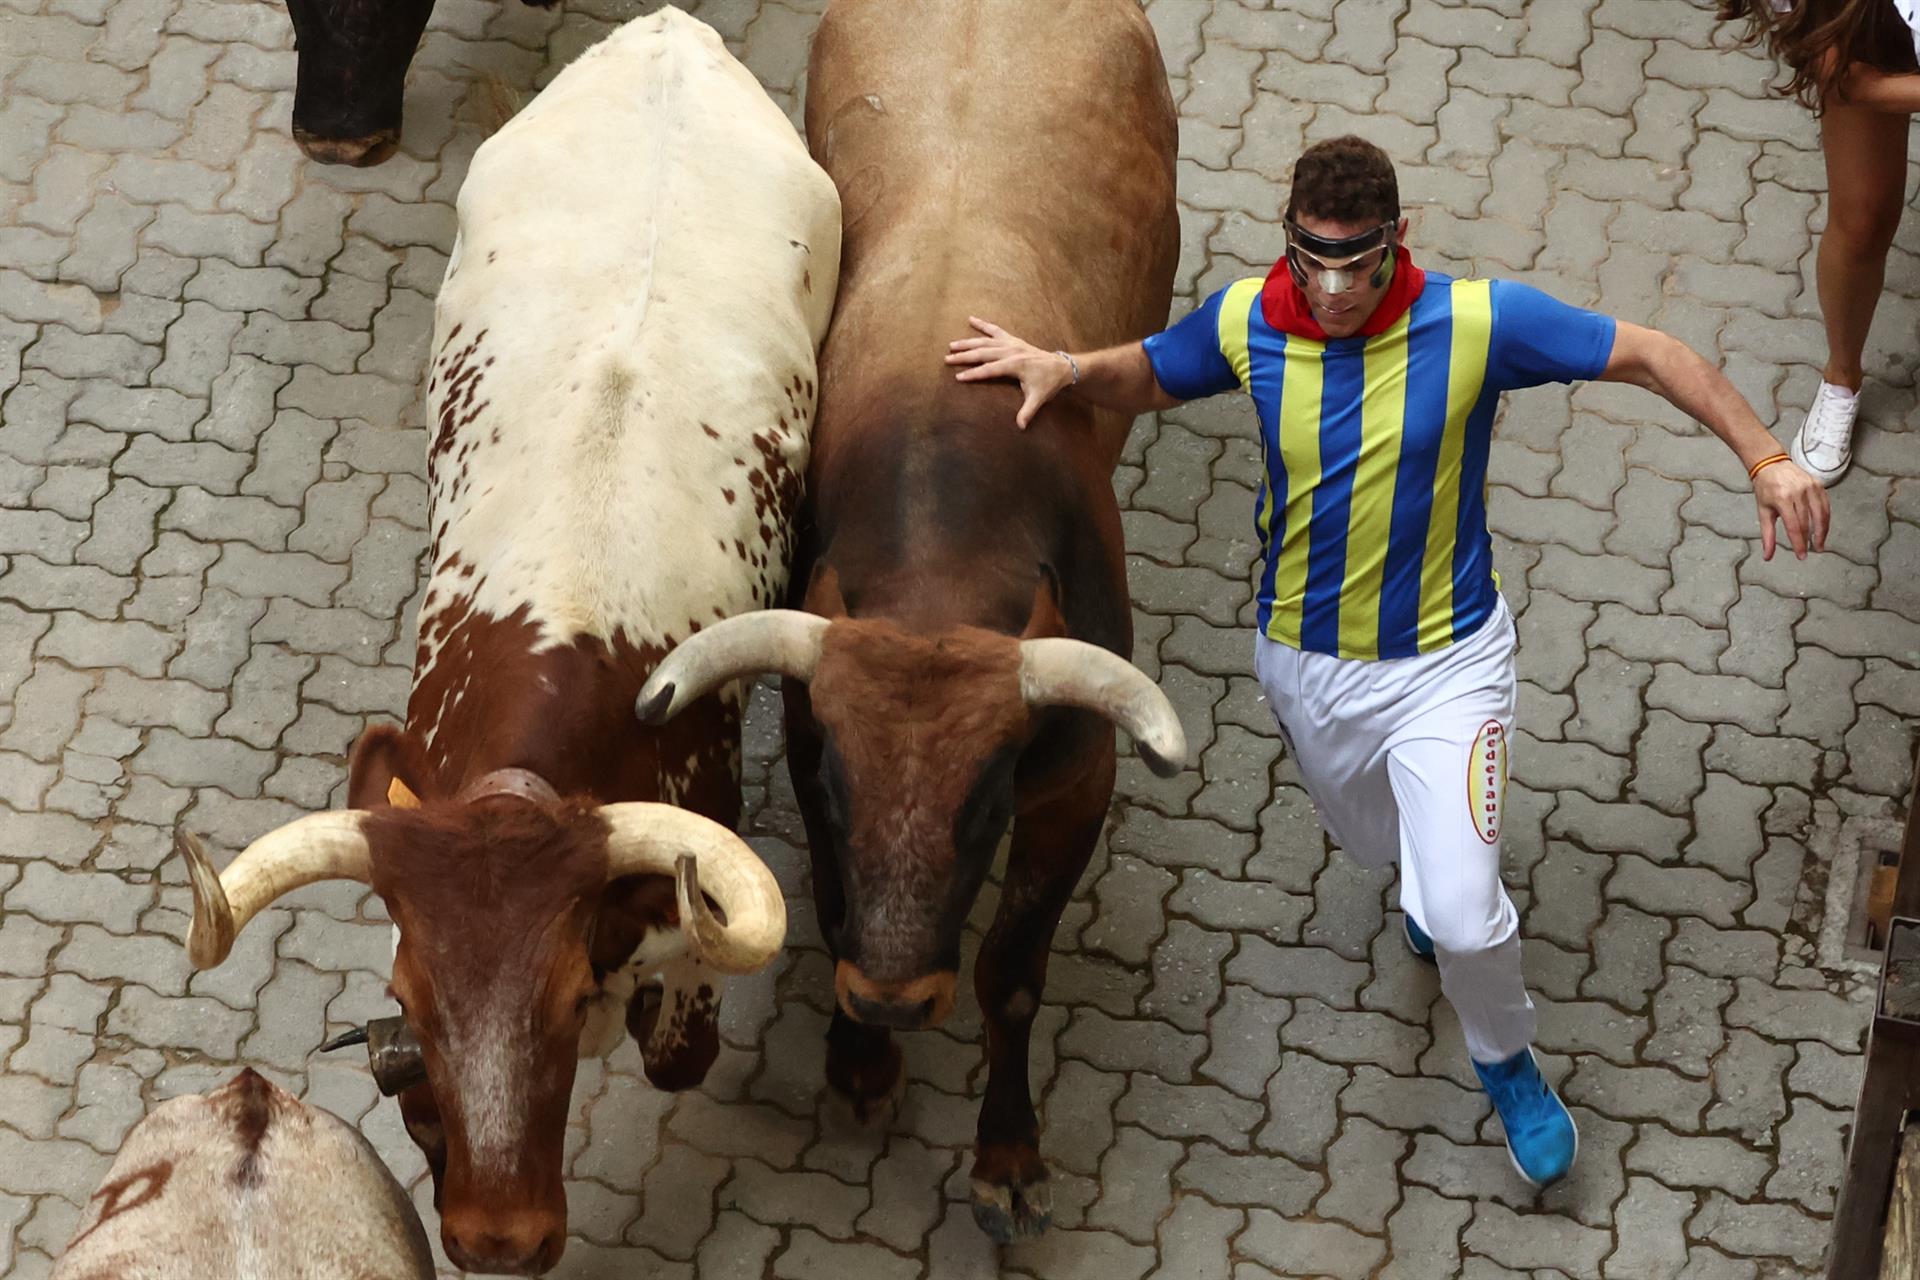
[639,0,1183,1241]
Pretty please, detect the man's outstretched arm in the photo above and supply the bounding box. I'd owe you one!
[946,317,1180,428]
[1599,321,1831,561]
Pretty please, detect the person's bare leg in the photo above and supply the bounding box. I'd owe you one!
[1816,104,1909,391]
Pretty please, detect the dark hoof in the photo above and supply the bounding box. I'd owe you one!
[293,126,400,167]
[970,1169,1052,1242]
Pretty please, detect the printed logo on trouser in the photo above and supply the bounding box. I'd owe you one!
[1469,720,1506,845]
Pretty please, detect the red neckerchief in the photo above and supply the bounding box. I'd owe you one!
[1260,245,1426,341]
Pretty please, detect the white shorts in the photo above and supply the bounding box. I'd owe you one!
[1255,596,1534,1063]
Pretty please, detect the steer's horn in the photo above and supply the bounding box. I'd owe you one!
[635,610,829,725]
[321,1017,426,1097]
[1017,638,1189,778]
[177,812,372,969]
[598,803,786,975]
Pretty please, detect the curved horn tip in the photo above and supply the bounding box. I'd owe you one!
[1140,740,1187,779]
[635,681,677,726]
[320,1025,370,1053]
[176,831,235,970]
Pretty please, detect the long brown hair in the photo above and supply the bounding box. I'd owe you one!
[1720,0,1920,109]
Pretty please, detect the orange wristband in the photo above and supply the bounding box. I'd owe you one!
[1747,452,1791,481]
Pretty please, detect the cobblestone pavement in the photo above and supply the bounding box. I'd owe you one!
[1,0,1916,1275]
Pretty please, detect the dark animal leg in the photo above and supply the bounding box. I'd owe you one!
[969,751,1113,1242]
[824,1007,904,1123]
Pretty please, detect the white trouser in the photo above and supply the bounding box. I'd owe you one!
[1253,597,1533,1064]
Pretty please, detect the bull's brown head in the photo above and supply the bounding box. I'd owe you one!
[635,589,1184,1032]
[172,762,783,1276]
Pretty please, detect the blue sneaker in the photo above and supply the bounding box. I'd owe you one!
[1402,913,1436,962]
[1474,1048,1579,1187]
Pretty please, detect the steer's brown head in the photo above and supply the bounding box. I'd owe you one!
[807,620,1028,1027]
[169,741,784,1276]
[636,582,1187,1035]
[363,788,605,1275]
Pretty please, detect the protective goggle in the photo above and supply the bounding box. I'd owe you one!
[1284,218,1397,294]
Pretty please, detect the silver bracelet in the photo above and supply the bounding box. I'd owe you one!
[1055,350,1081,385]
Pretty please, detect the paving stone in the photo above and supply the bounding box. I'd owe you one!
[1549,796,1688,862]
[1250,1050,1347,1165]
[1226,936,1369,1007]
[1787,1040,1863,1111]
[1238,1208,1386,1277]
[1301,857,1391,960]
[1170,867,1312,940]
[104,984,251,1057]
[1464,1200,1613,1279]
[1564,1059,1710,1131]
[1643,964,1734,1081]
[1198,981,1288,1100]
[1704,1028,1792,1144]
[1510,733,1629,802]
[1281,999,1427,1074]
[773,1229,916,1280]
[1645,666,1789,737]
[1581,907,1672,1010]
[1528,844,1609,949]
[1312,1115,1406,1232]
[1059,1008,1208,1081]
[1762,1096,1845,1215]
[1604,1175,1695,1280]
[1538,992,1661,1074]
[1381,1184,1474,1280]
[1725,979,1861,1053]
[1082,854,1177,966]
[1689,1194,1828,1269]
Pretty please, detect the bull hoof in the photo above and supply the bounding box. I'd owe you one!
[293,126,400,167]
[969,1169,1052,1242]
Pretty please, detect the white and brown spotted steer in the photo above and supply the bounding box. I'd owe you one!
[51,1069,434,1279]
[170,10,840,1273]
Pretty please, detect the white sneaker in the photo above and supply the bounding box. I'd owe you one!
[1789,380,1860,487]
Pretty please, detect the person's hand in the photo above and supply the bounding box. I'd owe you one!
[1753,459,1830,560]
[946,317,1074,428]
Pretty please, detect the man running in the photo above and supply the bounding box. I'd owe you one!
[946,135,1829,1187]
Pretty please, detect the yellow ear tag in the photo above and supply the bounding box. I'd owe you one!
[387,778,422,809]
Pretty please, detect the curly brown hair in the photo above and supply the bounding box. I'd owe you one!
[1286,135,1399,228]
[1720,0,1919,110]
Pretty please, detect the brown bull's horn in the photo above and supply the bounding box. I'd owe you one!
[322,1017,426,1097]
[366,1016,428,1097]
[1017,637,1190,779]
[634,610,829,725]
[320,1025,370,1052]
[177,813,372,969]
[597,803,787,975]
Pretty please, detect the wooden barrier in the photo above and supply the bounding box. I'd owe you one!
[1831,758,1920,1280]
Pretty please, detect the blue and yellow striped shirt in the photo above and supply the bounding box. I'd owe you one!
[1142,273,1615,661]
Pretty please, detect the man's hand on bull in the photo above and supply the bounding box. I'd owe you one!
[947,317,1182,428]
[947,318,1076,428]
